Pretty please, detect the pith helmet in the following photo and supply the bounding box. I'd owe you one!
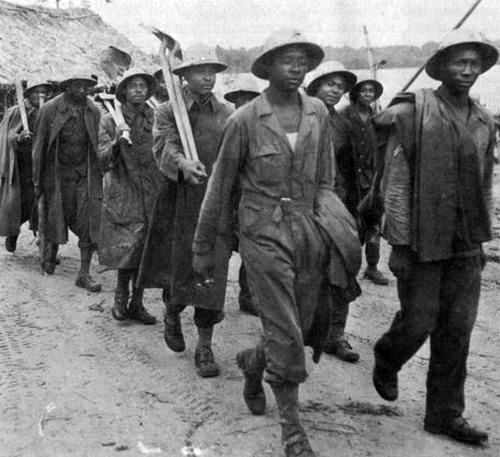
[115,68,156,103]
[252,28,325,80]
[172,47,227,76]
[425,28,499,81]
[59,72,97,89]
[305,60,357,95]
[24,81,53,96]
[224,74,261,103]
[351,79,384,101]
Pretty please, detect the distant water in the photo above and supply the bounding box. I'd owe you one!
[354,66,500,113]
[218,65,500,114]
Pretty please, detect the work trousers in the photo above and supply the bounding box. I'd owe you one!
[374,255,482,423]
[328,288,349,341]
[240,207,328,385]
[238,263,253,308]
[163,288,223,329]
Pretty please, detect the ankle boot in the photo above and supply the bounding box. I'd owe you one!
[271,383,316,457]
[236,347,266,415]
[76,247,101,292]
[111,269,131,321]
[164,309,185,352]
[195,326,220,377]
[128,286,156,325]
[5,235,18,253]
[42,242,59,274]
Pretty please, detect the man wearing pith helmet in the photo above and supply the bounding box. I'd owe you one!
[341,78,389,286]
[98,68,162,325]
[306,61,362,364]
[0,81,52,253]
[372,29,497,445]
[141,49,233,378]
[33,73,102,292]
[194,29,361,457]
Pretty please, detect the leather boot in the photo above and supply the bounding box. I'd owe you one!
[373,363,398,401]
[164,311,185,352]
[195,326,220,377]
[128,286,156,325]
[75,247,101,292]
[236,347,266,415]
[111,269,131,321]
[424,416,488,445]
[5,235,18,253]
[42,242,59,275]
[271,383,316,457]
[324,337,360,363]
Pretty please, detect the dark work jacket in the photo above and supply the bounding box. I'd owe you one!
[0,103,38,236]
[339,104,377,204]
[97,103,162,269]
[374,87,495,261]
[137,93,233,311]
[329,107,355,212]
[32,93,102,244]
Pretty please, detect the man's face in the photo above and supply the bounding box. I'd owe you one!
[440,47,482,93]
[357,83,376,106]
[125,76,149,105]
[183,66,217,97]
[27,86,49,108]
[315,74,347,107]
[268,47,308,92]
[66,80,93,102]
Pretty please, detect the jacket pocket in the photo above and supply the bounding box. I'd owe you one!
[250,146,286,184]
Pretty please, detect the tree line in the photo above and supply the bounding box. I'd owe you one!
[215,40,500,72]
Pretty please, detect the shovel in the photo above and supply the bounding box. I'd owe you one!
[98,46,133,145]
[146,27,200,163]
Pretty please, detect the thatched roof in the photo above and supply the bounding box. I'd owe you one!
[0,0,156,85]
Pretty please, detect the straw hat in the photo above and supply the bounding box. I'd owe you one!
[251,28,324,80]
[115,68,156,103]
[305,60,357,95]
[425,28,498,81]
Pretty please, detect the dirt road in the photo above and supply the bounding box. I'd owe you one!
[1,181,500,457]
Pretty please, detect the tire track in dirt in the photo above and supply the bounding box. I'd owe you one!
[89,314,223,445]
[0,263,52,453]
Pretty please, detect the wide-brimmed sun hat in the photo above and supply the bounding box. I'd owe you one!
[251,28,324,80]
[305,60,357,95]
[351,79,384,101]
[224,73,261,103]
[425,28,498,81]
[115,68,156,103]
[24,81,53,96]
[59,73,97,89]
[172,47,227,76]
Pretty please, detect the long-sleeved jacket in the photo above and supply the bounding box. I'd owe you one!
[339,104,378,204]
[0,102,38,236]
[97,103,162,269]
[32,93,102,244]
[137,93,233,311]
[375,87,494,261]
[193,91,361,358]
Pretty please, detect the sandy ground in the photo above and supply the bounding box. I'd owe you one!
[1,175,500,457]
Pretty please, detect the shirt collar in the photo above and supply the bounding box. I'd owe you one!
[255,89,317,117]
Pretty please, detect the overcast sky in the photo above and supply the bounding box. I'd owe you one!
[14,0,500,51]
